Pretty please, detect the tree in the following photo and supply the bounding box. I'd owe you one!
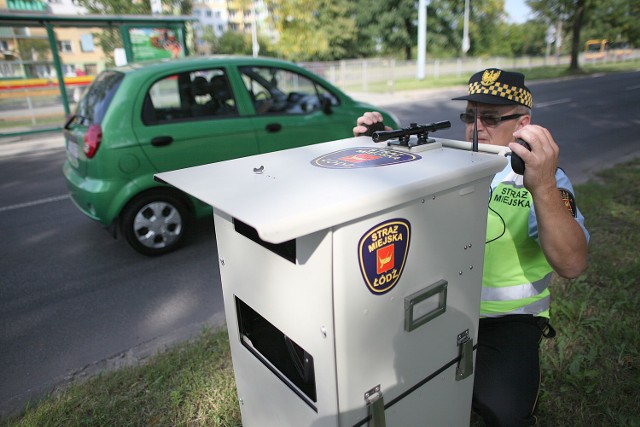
[528,0,588,71]
[503,21,548,57]
[314,0,363,60]
[356,0,417,60]
[264,0,328,61]
[581,0,639,46]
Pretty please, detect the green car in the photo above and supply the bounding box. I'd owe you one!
[63,56,399,256]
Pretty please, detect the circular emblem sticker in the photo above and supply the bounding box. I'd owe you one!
[311,147,420,169]
[358,219,411,295]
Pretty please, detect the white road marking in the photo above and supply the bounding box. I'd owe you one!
[0,194,70,213]
[536,98,572,108]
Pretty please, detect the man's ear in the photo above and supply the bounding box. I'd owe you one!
[517,114,531,128]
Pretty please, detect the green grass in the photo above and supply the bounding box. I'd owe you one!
[6,329,241,427]
[343,58,640,93]
[5,159,640,426]
[537,161,640,426]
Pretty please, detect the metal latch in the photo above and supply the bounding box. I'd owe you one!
[456,329,474,381]
[364,384,386,427]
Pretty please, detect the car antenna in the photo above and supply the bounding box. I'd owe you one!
[472,102,479,152]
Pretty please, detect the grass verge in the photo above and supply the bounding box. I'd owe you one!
[343,58,640,93]
[4,162,640,427]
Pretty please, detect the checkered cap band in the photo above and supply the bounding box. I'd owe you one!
[468,81,532,108]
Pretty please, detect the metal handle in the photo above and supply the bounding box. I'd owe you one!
[151,136,173,147]
[456,330,474,381]
[365,385,386,427]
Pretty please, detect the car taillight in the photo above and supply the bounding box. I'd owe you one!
[83,124,102,159]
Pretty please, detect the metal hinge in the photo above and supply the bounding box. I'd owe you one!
[456,329,474,381]
[364,384,386,427]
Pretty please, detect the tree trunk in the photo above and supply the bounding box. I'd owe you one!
[570,0,586,71]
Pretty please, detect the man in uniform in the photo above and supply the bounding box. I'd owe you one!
[353,68,589,426]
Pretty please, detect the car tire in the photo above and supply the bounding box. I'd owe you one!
[120,190,191,256]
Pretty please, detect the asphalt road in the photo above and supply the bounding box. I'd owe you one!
[1,70,639,418]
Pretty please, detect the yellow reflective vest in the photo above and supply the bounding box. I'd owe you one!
[481,168,588,319]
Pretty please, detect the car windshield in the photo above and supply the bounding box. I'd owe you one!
[75,71,124,125]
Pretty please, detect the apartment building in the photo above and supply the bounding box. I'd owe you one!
[192,0,274,55]
[0,0,107,78]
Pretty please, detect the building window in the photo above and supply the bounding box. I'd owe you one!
[62,64,76,76]
[58,40,73,53]
[85,63,97,75]
[80,34,95,52]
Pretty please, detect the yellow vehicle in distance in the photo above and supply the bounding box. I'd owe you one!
[584,39,609,60]
[585,39,633,61]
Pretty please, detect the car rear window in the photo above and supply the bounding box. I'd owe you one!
[75,71,124,125]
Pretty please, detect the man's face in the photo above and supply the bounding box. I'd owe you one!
[463,102,530,147]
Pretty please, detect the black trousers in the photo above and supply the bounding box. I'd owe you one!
[472,315,552,427]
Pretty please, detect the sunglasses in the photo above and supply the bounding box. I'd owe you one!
[459,112,525,127]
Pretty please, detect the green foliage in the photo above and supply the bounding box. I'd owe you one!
[356,0,418,60]
[75,0,150,15]
[313,0,363,60]
[15,39,50,62]
[505,21,548,56]
[216,31,252,55]
[205,31,275,57]
[581,0,639,45]
[264,0,325,61]
[71,0,637,64]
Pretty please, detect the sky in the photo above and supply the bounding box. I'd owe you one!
[504,0,533,23]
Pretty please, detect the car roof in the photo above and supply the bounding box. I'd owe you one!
[114,55,304,76]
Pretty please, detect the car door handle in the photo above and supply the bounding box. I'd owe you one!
[151,136,173,147]
[265,123,282,133]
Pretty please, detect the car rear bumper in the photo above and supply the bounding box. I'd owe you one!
[63,160,119,226]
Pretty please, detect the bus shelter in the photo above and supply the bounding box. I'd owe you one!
[0,12,195,137]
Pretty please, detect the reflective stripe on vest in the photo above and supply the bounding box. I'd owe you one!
[481,274,551,301]
[481,177,553,318]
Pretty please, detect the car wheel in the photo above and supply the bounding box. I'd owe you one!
[120,191,191,256]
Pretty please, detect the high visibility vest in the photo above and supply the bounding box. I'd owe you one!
[482,174,552,318]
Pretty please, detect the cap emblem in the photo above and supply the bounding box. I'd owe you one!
[481,69,501,86]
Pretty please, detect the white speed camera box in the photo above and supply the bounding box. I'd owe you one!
[156,136,506,426]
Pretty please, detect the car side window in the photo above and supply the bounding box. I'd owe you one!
[239,66,339,116]
[142,69,238,125]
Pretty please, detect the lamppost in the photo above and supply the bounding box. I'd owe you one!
[462,0,470,56]
[417,0,429,79]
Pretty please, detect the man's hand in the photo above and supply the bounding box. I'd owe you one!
[353,111,391,137]
[511,125,559,196]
